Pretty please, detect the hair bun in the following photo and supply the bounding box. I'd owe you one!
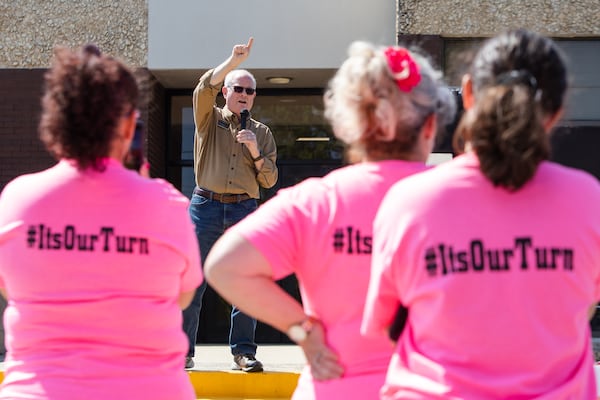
[82,43,101,57]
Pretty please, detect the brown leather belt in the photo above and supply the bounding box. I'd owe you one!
[193,188,251,204]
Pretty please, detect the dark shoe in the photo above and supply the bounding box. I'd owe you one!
[232,354,263,372]
[185,356,194,369]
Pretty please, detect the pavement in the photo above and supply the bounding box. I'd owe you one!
[189,344,306,373]
[0,344,306,400]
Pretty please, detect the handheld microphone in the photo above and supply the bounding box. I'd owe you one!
[240,109,249,129]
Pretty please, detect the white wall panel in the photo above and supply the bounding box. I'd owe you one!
[148,0,396,70]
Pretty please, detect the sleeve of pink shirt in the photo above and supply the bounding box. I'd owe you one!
[0,222,27,290]
[179,215,203,293]
[572,170,600,303]
[154,179,203,293]
[361,182,422,338]
[230,180,325,281]
[361,193,402,338]
[588,183,600,303]
[0,188,25,290]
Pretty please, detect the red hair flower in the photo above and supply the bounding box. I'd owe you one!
[384,47,421,92]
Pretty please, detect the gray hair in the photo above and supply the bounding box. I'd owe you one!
[324,41,455,157]
[224,69,257,89]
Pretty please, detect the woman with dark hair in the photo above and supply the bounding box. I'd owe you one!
[203,40,455,399]
[362,29,600,399]
[0,44,201,399]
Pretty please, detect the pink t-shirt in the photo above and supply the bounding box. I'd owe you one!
[0,159,202,400]
[230,160,429,399]
[363,153,600,399]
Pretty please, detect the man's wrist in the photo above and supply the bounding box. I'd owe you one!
[252,152,264,162]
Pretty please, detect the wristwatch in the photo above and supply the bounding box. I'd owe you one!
[287,317,315,343]
[252,152,264,162]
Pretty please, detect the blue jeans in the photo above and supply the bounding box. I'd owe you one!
[183,191,258,357]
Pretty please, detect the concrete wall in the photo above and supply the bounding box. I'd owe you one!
[0,0,147,68]
[397,0,600,37]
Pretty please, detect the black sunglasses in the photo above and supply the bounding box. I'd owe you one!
[230,85,256,95]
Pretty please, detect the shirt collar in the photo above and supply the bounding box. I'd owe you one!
[222,106,251,126]
[222,106,237,124]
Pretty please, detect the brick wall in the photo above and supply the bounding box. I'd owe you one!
[0,69,54,191]
[0,68,172,192]
[0,69,170,191]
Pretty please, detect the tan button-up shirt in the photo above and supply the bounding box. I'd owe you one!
[192,69,278,199]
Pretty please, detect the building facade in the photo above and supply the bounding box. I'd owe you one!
[1,0,599,344]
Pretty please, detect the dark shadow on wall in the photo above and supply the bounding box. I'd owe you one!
[550,126,600,180]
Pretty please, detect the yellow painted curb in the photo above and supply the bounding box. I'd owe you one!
[196,398,289,400]
[189,370,299,398]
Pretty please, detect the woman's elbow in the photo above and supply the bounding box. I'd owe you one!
[178,291,195,309]
[204,260,230,290]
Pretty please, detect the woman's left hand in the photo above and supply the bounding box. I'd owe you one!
[301,319,345,381]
